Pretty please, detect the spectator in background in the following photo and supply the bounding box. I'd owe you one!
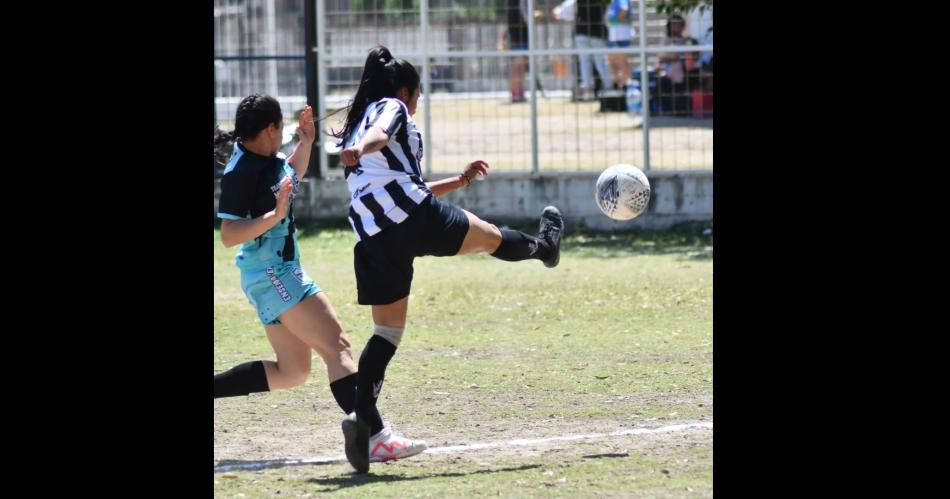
[686,6,713,93]
[498,0,529,103]
[656,14,699,116]
[554,0,611,101]
[687,5,713,72]
[606,0,636,90]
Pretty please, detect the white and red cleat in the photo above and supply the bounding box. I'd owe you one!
[368,426,427,463]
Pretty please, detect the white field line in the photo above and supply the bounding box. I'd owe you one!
[214,421,712,473]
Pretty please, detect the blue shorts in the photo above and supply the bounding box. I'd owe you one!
[609,40,631,48]
[240,261,321,325]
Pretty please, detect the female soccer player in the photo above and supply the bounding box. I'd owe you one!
[335,46,564,473]
[214,93,422,464]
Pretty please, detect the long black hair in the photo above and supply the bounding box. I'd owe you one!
[332,46,420,146]
[213,93,283,157]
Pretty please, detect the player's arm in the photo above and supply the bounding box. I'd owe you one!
[287,105,315,178]
[220,179,292,248]
[341,99,408,166]
[426,160,490,197]
[340,126,391,166]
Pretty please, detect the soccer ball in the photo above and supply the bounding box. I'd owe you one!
[595,164,651,221]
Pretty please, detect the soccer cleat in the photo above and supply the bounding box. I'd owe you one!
[342,412,371,473]
[369,426,428,463]
[538,206,564,268]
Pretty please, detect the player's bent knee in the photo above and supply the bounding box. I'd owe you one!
[373,324,404,348]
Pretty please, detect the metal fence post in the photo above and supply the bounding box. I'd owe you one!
[528,0,539,175]
[305,0,321,177]
[639,0,650,171]
[316,0,328,178]
[421,0,432,177]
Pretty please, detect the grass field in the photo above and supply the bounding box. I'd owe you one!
[214,222,713,497]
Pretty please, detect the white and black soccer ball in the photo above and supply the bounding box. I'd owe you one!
[595,164,651,221]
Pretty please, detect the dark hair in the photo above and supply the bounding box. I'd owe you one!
[213,93,283,155]
[332,46,420,146]
[666,14,686,37]
[213,125,234,167]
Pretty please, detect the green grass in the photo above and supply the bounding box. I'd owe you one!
[214,223,712,497]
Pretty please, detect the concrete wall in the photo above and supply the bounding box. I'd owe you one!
[213,170,712,231]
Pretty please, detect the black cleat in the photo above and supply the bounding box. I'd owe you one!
[342,412,371,473]
[538,206,564,268]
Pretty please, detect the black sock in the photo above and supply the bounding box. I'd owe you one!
[356,335,396,435]
[214,360,269,398]
[329,373,384,426]
[490,228,551,262]
[330,373,358,414]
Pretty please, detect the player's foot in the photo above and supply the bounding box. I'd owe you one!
[342,412,371,473]
[539,206,563,268]
[369,426,428,463]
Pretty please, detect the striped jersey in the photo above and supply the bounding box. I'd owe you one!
[342,97,431,241]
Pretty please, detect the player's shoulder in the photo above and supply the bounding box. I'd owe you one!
[377,97,408,113]
[224,143,269,176]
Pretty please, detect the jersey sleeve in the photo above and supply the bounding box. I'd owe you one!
[370,99,407,137]
[217,161,257,220]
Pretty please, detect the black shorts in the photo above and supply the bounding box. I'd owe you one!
[354,195,470,305]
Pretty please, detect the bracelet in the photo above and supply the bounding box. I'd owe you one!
[460,173,471,186]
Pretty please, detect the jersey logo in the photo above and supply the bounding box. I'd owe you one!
[353,183,370,199]
[265,267,292,302]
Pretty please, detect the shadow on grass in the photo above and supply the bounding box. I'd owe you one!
[498,220,712,259]
[641,115,713,130]
[564,221,713,260]
[582,452,630,460]
[215,457,344,473]
[266,219,712,259]
[306,464,543,492]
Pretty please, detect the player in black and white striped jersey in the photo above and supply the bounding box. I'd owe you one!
[341,93,429,241]
[331,45,564,473]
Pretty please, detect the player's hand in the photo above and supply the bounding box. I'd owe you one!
[297,105,316,144]
[274,177,293,220]
[461,160,489,185]
[341,145,362,167]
